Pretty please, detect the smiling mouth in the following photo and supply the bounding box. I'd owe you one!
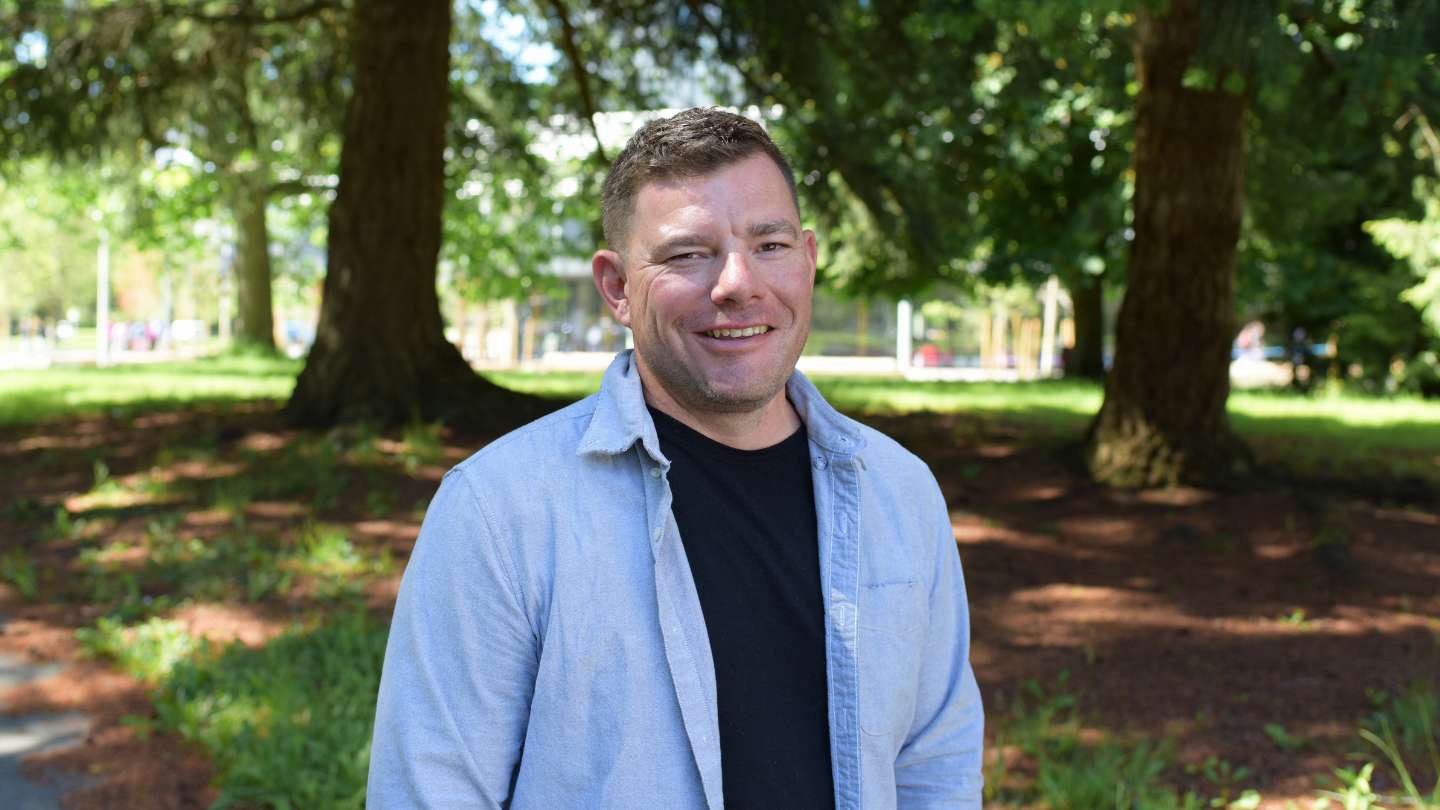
[702,326,771,339]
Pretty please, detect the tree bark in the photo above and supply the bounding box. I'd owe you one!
[228,168,276,350]
[1084,0,1251,487]
[285,0,547,429]
[1067,273,1105,379]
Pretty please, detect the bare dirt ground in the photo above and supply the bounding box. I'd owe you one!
[1,405,1437,808]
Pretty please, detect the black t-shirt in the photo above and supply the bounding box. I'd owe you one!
[650,406,835,810]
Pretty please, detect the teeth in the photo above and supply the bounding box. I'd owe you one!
[705,326,770,339]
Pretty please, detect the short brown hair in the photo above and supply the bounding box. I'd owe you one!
[600,107,799,252]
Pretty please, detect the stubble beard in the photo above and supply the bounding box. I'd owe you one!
[636,327,807,418]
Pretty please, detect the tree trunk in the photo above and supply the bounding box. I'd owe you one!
[1084,0,1251,488]
[285,0,547,429]
[228,169,276,351]
[1067,273,1105,379]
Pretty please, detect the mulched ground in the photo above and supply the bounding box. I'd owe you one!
[1,404,1436,808]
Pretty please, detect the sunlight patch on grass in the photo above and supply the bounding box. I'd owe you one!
[0,355,299,426]
[80,610,387,810]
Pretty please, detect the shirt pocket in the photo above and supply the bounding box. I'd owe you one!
[857,579,925,737]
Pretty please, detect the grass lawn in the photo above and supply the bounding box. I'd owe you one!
[0,355,300,426]
[5,360,1436,488]
[489,369,1440,490]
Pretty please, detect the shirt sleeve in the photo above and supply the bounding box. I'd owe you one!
[367,466,538,809]
[894,474,985,808]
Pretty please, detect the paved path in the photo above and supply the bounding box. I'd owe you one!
[0,644,94,809]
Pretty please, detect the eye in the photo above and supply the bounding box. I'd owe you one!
[758,241,789,253]
[666,251,706,263]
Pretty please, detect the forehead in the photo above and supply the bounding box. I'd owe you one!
[629,154,798,244]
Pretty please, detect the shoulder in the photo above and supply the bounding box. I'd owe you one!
[428,394,603,529]
[845,415,941,494]
[452,394,599,480]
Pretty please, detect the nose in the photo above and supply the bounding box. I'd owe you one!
[711,250,761,306]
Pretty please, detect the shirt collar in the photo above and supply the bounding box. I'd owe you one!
[577,350,867,461]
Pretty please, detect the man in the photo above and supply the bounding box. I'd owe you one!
[368,108,983,809]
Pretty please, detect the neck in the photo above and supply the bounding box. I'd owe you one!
[638,373,800,451]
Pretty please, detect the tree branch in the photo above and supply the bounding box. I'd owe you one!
[158,0,338,26]
[1408,104,1440,178]
[267,176,337,197]
[544,0,607,164]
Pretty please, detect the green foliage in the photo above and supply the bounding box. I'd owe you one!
[1264,722,1309,751]
[1357,683,1440,807]
[240,433,348,511]
[1322,762,1385,810]
[1366,182,1440,335]
[986,675,1207,809]
[161,612,387,810]
[74,514,388,622]
[79,610,389,810]
[77,615,198,683]
[0,548,39,599]
[398,420,448,473]
[0,160,105,322]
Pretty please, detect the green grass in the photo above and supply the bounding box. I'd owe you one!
[986,676,1225,809]
[482,369,605,399]
[7,360,1438,488]
[74,519,389,622]
[484,369,1440,485]
[0,354,299,426]
[80,610,387,810]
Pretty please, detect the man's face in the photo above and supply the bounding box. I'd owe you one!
[593,153,817,418]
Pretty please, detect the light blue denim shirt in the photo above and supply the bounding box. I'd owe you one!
[368,351,983,809]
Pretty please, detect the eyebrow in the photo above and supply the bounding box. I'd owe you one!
[648,221,800,261]
[748,220,799,240]
[649,233,710,261]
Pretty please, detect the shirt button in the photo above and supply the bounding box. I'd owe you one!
[813,456,828,470]
[649,466,661,478]
[652,527,664,542]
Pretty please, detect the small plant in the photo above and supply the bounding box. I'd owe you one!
[1265,723,1310,752]
[1317,763,1383,810]
[1188,756,1255,806]
[91,458,113,492]
[365,487,397,518]
[43,506,79,542]
[1278,609,1312,628]
[1359,715,1439,807]
[0,549,39,599]
[398,420,446,473]
[76,616,198,682]
[984,675,1208,809]
[1319,682,1440,809]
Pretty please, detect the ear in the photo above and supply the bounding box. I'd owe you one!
[803,228,818,285]
[592,249,632,327]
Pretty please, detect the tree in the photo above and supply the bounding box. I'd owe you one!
[605,1,1133,379]
[284,0,546,428]
[1087,0,1439,486]
[0,161,103,328]
[1,1,347,350]
[1083,0,1251,486]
